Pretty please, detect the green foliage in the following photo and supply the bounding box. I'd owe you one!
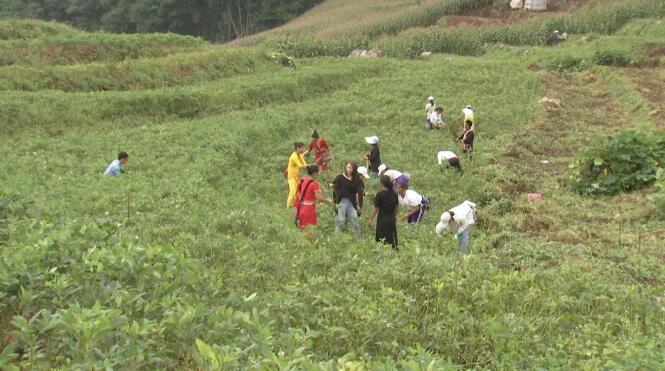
[568,131,665,195]
[649,170,665,217]
[0,48,278,92]
[0,19,79,40]
[0,32,207,66]
[593,49,631,67]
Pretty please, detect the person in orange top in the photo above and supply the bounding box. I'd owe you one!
[307,130,333,172]
[286,142,308,208]
[295,165,332,230]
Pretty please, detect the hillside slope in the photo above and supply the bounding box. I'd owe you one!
[1,8,665,370]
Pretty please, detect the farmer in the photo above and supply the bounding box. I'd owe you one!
[436,200,477,253]
[363,136,381,176]
[368,175,399,250]
[330,161,363,240]
[104,151,129,176]
[286,142,308,208]
[427,106,444,129]
[396,183,430,224]
[378,164,409,191]
[437,150,462,171]
[357,166,371,215]
[295,165,332,230]
[457,121,475,155]
[307,130,333,172]
[425,96,435,124]
[461,105,475,129]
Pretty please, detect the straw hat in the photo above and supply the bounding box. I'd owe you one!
[377,164,387,175]
[357,166,370,179]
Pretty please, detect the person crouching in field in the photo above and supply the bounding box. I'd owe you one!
[437,150,462,172]
[457,121,475,155]
[357,166,371,215]
[105,151,129,176]
[331,161,363,240]
[427,107,444,130]
[436,200,477,253]
[460,105,475,130]
[295,165,332,231]
[396,183,430,224]
[368,175,399,250]
[378,164,409,191]
[307,130,333,172]
[286,142,308,208]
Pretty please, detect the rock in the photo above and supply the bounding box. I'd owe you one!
[349,48,383,58]
[420,51,432,59]
[538,97,562,110]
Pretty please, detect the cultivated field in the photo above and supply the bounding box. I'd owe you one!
[1,0,664,368]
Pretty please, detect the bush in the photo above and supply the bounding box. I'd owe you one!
[593,50,631,67]
[0,19,79,40]
[567,131,665,195]
[648,169,665,217]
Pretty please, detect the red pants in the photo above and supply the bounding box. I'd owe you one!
[296,204,317,229]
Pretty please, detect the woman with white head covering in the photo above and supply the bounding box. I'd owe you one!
[437,150,462,171]
[461,105,475,130]
[436,200,477,252]
[378,164,410,191]
[357,166,370,215]
[425,96,435,124]
[363,136,381,176]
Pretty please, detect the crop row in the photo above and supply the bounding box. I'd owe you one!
[261,0,665,58]
[0,48,279,92]
[0,59,389,134]
[0,32,207,66]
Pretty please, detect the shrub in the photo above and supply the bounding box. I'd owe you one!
[648,170,665,217]
[593,49,631,67]
[567,131,665,195]
[0,19,79,40]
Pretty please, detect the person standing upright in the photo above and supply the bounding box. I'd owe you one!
[363,136,381,177]
[331,161,363,240]
[286,142,308,208]
[368,175,399,250]
[307,130,333,172]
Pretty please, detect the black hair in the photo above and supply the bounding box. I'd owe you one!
[345,160,359,180]
[311,130,319,139]
[294,142,305,150]
[306,164,319,176]
[118,151,129,160]
[379,175,393,190]
[435,107,443,112]
[464,120,473,127]
[448,157,462,171]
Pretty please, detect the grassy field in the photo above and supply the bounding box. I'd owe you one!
[1,2,665,369]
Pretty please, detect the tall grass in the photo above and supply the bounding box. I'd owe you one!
[0,19,79,40]
[0,32,207,66]
[0,49,279,92]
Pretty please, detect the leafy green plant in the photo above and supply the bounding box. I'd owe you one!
[568,131,665,195]
[593,49,631,66]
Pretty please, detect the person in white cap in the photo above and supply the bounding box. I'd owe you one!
[363,136,381,176]
[437,150,462,171]
[378,164,409,191]
[436,200,477,252]
[425,96,435,125]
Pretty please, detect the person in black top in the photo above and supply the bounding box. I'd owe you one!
[457,120,475,155]
[330,161,362,240]
[363,136,381,176]
[368,175,399,250]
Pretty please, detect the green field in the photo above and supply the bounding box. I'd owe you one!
[1,1,665,369]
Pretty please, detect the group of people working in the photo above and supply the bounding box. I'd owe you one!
[287,97,478,251]
[425,96,476,155]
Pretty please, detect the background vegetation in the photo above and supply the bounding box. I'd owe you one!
[1,0,664,369]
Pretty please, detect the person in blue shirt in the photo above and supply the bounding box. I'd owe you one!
[105,151,129,176]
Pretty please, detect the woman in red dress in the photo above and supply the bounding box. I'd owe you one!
[307,130,333,172]
[295,165,332,230]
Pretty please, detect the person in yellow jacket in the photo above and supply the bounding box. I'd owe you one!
[286,142,308,207]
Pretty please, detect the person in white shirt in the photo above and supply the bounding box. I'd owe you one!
[396,183,430,224]
[378,164,409,191]
[425,96,435,119]
[437,150,461,171]
[427,107,444,129]
[436,200,477,252]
